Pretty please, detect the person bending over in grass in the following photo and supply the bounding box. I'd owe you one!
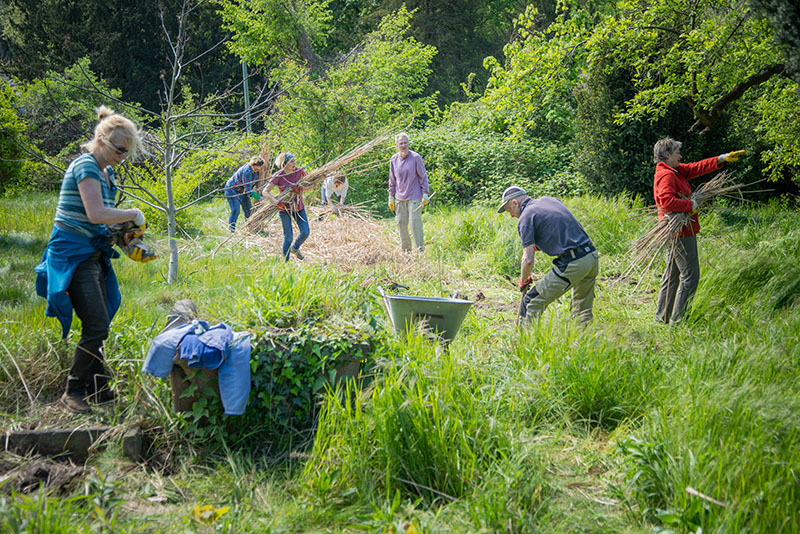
[224,156,264,232]
[263,152,309,261]
[652,137,745,324]
[321,171,348,215]
[35,105,146,413]
[498,186,599,327]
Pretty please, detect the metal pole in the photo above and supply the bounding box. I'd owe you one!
[242,61,252,133]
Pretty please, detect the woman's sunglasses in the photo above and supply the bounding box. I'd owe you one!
[109,142,129,156]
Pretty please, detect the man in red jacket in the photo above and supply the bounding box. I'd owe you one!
[653,137,745,324]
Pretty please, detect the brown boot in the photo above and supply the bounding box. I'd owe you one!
[61,392,91,414]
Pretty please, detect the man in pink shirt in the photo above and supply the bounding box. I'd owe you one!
[388,132,430,251]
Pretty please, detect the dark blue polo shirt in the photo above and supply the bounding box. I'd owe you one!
[517,196,593,257]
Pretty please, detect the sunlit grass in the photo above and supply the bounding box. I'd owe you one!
[1,192,798,533]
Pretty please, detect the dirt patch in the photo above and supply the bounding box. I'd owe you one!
[0,454,84,494]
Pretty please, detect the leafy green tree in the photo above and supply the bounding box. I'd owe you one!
[477,0,799,190]
[374,0,534,104]
[215,0,333,70]
[595,0,788,133]
[747,0,800,183]
[754,79,800,182]
[0,0,243,112]
[263,6,437,162]
[592,0,799,185]
[481,4,594,141]
[748,0,800,81]
[572,62,699,196]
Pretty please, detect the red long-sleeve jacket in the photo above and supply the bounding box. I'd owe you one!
[653,157,719,237]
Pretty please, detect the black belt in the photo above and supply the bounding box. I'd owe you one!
[559,244,595,262]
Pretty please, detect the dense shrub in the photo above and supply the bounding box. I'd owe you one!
[16,58,138,164]
[241,322,379,441]
[0,81,26,194]
[171,136,263,199]
[573,62,710,197]
[352,128,582,214]
[127,160,197,233]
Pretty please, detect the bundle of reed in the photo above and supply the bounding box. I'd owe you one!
[316,202,377,222]
[624,171,748,287]
[245,135,392,232]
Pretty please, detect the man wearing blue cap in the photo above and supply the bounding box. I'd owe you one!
[498,186,599,326]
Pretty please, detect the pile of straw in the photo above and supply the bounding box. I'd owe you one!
[316,202,377,222]
[245,135,391,231]
[624,171,748,286]
[242,205,398,269]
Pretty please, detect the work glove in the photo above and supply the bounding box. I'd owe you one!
[291,185,303,194]
[276,201,290,211]
[130,223,146,240]
[125,239,158,263]
[720,150,746,163]
[388,195,395,212]
[132,209,145,227]
[250,191,261,200]
[422,193,430,207]
[519,276,532,294]
[691,199,699,215]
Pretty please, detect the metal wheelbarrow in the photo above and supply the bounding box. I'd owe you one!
[378,285,473,342]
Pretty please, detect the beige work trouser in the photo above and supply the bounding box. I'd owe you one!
[520,251,600,326]
[395,198,424,251]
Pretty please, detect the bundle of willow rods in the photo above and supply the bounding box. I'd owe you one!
[245,135,391,231]
[316,201,377,222]
[624,171,746,287]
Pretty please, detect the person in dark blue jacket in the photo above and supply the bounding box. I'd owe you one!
[224,156,264,232]
[35,105,146,413]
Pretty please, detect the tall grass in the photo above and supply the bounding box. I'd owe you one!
[304,334,514,503]
[1,192,799,533]
[512,317,663,429]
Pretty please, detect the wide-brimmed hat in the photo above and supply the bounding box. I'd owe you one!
[497,186,527,213]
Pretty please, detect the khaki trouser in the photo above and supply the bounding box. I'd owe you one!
[655,234,699,324]
[520,251,600,326]
[395,199,424,251]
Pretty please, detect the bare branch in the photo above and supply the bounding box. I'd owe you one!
[184,34,231,67]
[0,124,66,175]
[47,66,159,118]
[115,187,168,212]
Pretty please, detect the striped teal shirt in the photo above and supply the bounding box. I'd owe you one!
[54,153,118,237]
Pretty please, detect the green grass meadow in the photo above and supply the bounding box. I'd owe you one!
[1,192,798,533]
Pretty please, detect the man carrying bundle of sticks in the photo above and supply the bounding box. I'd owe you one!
[499,186,600,327]
[653,137,745,324]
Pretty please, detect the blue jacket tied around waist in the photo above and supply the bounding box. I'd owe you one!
[34,226,121,339]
